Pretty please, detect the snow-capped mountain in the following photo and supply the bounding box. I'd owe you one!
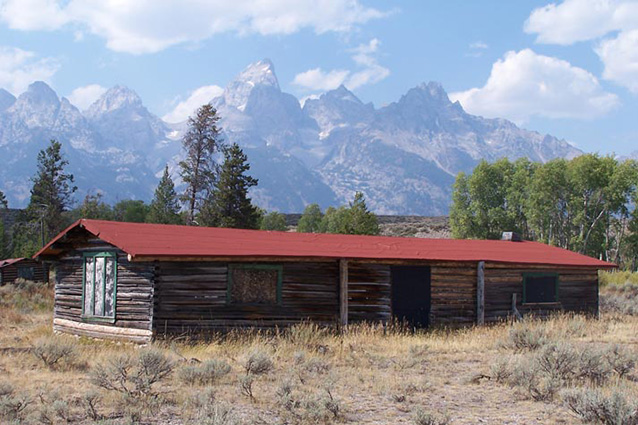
[0,60,582,214]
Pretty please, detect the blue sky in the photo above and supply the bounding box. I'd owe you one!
[1,0,637,155]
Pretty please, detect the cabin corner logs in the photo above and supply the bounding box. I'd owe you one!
[49,235,600,343]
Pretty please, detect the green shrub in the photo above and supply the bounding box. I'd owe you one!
[239,374,255,399]
[502,323,549,352]
[0,383,30,422]
[244,350,273,376]
[600,283,638,316]
[183,388,239,425]
[562,387,638,424]
[32,336,77,370]
[604,345,636,378]
[178,359,231,386]
[90,349,173,421]
[413,408,450,425]
[599,270,638,286]
[507,355,562,401]
[0,279,52,313]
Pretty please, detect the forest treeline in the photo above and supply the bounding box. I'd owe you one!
[450,155,638,269]
[0,105,379,258]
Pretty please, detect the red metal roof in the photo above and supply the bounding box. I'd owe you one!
[34,219,616,268]
[0,258,27,268]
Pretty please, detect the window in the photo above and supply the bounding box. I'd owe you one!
[523,273,559,304]
[83,252,117,319]
[17,266,35,280]
[228,264,282,305]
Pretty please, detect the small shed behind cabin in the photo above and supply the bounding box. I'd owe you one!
[0,257,47,285]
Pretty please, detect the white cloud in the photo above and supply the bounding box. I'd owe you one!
[0,0,68,31]
[293,68,350,92]
[450,49,619,123]
[0,46,59,95]
[467,41,489,57]
[292,38,390,91]
[163,85,224,123]
[67,84,107,110]
[469,41,489,50]
[524,0,638,92]
[523,0,636,45]
[0,0,386,54]
[596,29,638,93]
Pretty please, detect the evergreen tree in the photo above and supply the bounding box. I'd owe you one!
[319,193,379,235]
[113,200,149,223]
[179,104,223,224]
[199,143,260,229]
[77,193,113,220]
[260,211,287,231]
[297,203,323,233]
[347,192,379,235]
[0,220,5,259]
[27,140,77,243]
[0,195,6,258]
[147,166,181,224]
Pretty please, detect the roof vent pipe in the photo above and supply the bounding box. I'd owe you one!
[501,232,522,242]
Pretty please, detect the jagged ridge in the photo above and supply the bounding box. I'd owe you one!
[0,60,581,214]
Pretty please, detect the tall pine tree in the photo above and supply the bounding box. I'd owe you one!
[147,166,181,224]
[199,143,260,229]
[348,192,379,235]
[0,191,6,258]
[179,104,222,224]
[27,140,77,244]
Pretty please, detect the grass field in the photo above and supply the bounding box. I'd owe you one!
[1,272,637,424]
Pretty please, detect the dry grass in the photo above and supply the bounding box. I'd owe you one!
[1,279,638,424]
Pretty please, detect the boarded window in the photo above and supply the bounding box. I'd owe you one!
[17,267,35,280]
[228,265,281,304]
[83,253,117,318]
[523,274,558,304]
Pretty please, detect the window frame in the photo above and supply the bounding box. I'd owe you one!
[81,251,118,323]
[227,263,283,306]
[522,272,560,305]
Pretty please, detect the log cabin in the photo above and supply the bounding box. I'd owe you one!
[0,257,47,285]
[34,219,615,343]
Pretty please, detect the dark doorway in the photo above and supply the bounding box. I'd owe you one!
[391,266,431,327]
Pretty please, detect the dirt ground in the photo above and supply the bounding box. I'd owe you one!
[1,284,638,424]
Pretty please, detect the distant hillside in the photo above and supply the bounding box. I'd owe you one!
[284,214,451,239]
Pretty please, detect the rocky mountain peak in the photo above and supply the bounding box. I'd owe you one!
[8,81,61,128]
[221,59,281,111]
[85,85,143,117]
[15,81,60,107]
[324,84,363,104]
[237,59,279,89]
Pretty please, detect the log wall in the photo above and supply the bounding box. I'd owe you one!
[484,263,598,321]
[430,264,477,325]
[348,263,391,323]
[53,240,154,342]
[153,261,339,335]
